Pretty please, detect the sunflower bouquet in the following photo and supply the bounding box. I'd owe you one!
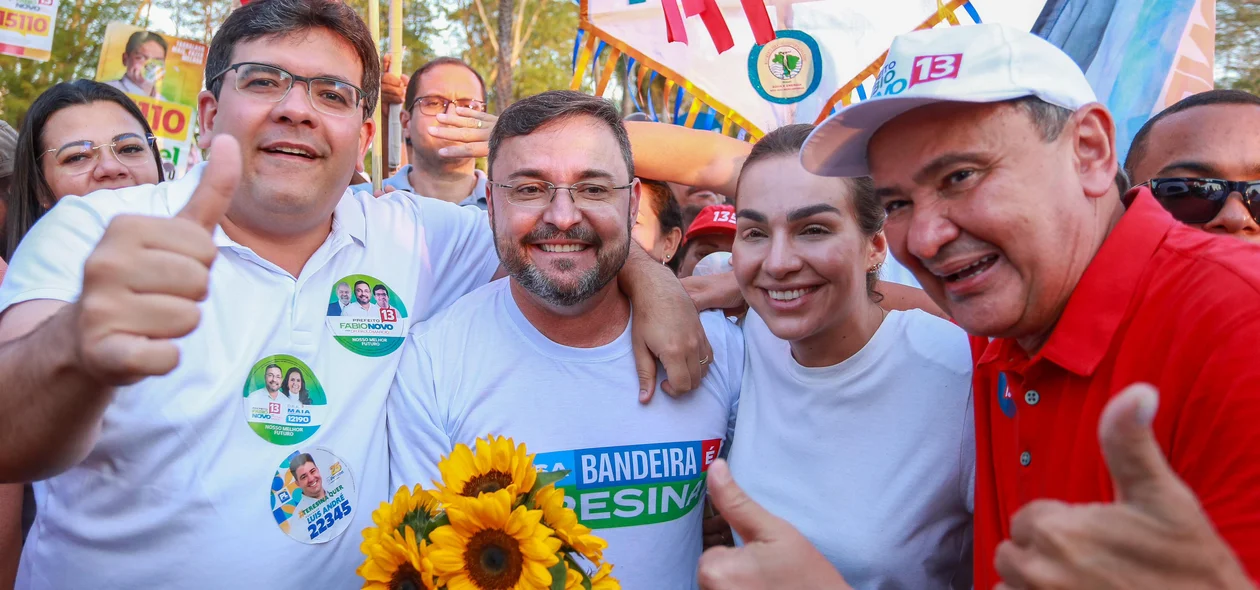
[358,436,620,590]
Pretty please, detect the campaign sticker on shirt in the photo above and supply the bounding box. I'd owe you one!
[269,448,357,544]
[997,372,1017,419]
[242,355,327,445]
[325,274,410,356]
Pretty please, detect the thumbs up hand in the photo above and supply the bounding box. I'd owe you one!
[994,383,1254,590]
[74,135,240,385]
[697,460,852,590]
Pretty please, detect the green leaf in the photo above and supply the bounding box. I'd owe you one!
[422,511,451,538]
[548,557,569,590]
[525,470,571,508]
[532,469,570,494]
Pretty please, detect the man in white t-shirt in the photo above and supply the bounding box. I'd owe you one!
[0,2,711,588]
[341,280,381,318]
[390,91,742,590]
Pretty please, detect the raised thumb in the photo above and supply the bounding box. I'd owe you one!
[707,459,782,543]
[177,135,240,232]
[1098,383,1175,510]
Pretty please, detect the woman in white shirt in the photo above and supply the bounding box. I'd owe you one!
[721,124,975,589]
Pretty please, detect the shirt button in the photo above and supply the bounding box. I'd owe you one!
[1025,390,1040,406]
[1019,451,1032,467]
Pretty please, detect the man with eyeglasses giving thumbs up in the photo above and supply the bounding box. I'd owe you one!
[0,2,710,588]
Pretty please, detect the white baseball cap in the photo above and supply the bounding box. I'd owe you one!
[801,23,1097,177]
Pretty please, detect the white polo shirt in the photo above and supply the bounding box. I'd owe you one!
[0,164,499,589]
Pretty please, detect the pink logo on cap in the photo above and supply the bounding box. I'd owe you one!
[910,53,963,87]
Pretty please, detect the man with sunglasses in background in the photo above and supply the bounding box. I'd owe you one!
[352,57,495,209]
[1125,89,1260,243]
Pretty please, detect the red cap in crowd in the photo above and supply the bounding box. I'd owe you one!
[684,204,737,245]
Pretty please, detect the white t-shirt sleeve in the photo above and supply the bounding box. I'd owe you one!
[416,199,498,318]
[388,334,454,491]
[961,386,976,514]
[699,312,744,450]
[0,196,108,312]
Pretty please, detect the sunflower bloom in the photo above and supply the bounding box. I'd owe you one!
[561,565,585,590]
[533,484,607,563]
[428,489,562,590]
[365,484,442,547]
[437,436,538,504]
[588,562,620,590]
[358,526,435,590]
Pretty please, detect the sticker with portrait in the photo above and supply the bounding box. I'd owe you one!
[269,448,358,544]
[242,355,327,445]
[325,274,410,356]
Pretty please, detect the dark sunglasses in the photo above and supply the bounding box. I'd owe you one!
[1129,177,1260,224]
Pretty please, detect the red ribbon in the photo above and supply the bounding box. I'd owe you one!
[682,0,705,16]
[741,0,777,45]
[661,0,689,43]
[698,0,734,53]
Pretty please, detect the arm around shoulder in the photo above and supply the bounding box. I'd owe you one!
[626,121,749,197]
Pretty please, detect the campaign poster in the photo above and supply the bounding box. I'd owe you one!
[0,0,59,62]
[95,22,207,178]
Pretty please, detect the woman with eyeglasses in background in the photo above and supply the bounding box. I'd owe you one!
[5,79,164,260]
[0,79,164,589]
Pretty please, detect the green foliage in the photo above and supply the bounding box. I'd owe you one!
[1216,0,1260,94]
[0,0,147,126]
[341,0,440,75]
[152,0,231,44]
[444,0,578,105]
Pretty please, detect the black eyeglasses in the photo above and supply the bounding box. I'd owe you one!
[1129,177,1260,224]
[408,95,487,116]
[209,62,365,118]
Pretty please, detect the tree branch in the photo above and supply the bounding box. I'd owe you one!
[514,0,547,63]
[472,0,500,55]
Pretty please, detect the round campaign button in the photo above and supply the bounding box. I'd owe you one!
[269,448,358,544]
[242,355,327,445]
[325,274,410,357]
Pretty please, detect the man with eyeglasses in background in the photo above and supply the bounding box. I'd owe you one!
[0,1,706,587]
[1124,89,1260,244]
[352,57,496,209]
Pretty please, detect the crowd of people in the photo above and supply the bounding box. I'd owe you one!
[0,0,1256,589]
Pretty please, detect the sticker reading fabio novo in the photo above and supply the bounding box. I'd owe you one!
[325,274,409,357]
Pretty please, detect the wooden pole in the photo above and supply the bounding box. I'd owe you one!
[368,0,383,192]
[388,0,404,174]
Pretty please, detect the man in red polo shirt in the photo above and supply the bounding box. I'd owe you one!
[693,23,1260,590]
[797,22,1260,588]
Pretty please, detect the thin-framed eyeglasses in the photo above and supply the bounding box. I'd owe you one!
[41,133,157,176]
[488,179,635,209]
[208,62,365,118]
[408,95,488,116]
